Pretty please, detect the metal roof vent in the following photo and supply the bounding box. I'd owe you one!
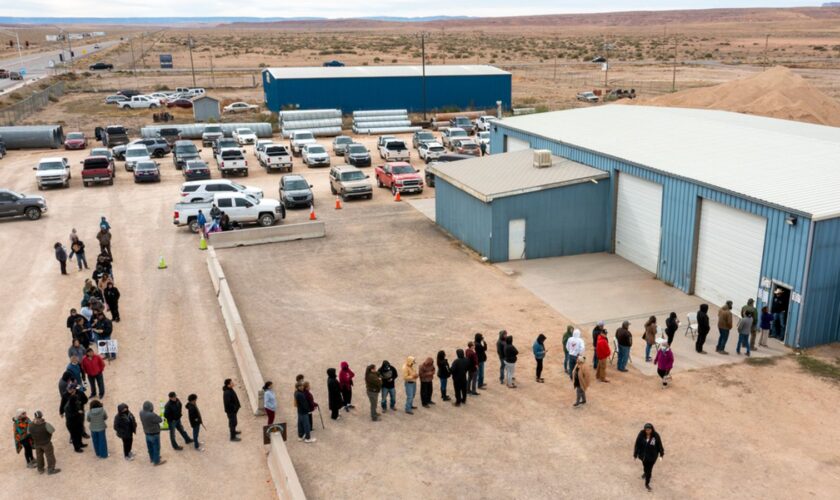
[533,149,552,168]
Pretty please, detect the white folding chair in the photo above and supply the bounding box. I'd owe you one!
[685,312,697,340]
[610,337,618,364]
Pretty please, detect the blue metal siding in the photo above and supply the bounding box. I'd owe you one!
[434,178,492,258]
[489,181,609,262]
[263,74,511,113]
[492,123,811,345]
[800,218,840,347]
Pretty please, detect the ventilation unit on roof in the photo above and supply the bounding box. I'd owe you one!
[533,149,552,168]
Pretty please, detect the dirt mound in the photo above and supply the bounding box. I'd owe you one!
[635,66,840,126]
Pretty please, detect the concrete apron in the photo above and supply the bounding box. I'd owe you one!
[496,252,789,377]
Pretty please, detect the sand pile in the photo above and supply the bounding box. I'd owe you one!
[635,66,840,126]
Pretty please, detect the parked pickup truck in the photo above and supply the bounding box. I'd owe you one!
[101,125,129,147]
[81,156,115,187]
[216,148,248,177]
[119,95,161,109]
[475,115,497,132]
[289,131,317,157]
[33,157,72,189]
[449,116,475,135]
[257,144,293,172]
[172,140,202,170]
[0,189,47,221]
[202,125,224,147]
[375,162,424,195]
[173,193,285,232]
[441,127,468,149]
[378,139,410,162]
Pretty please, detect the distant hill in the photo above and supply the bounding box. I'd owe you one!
[0,15,471,25]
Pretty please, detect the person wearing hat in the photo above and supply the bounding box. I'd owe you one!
[571,355,591,407]
[163,392,194,450]
[591,321,607,369]
[634,423,665,491]
[29,410,60,475]
[12,409,35,468]
[615,321,633,372]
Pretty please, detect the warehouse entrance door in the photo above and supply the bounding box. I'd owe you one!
[509,219,526,260]
[505,136,530,152]
[615,172,663,274]
[694,199,767,308]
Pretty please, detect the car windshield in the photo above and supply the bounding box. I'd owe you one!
[205,126,222,133]
[39,161,65,170]
[391,165,414,174]
[417,132,434,140]
[237,129,253,135]
[107,127,126,134]
[456,118,470,125]
[296,133,314,140]
[176,144,198,154]
[222,151,243,159]
[91,149,111,157]
[386,142,406,151]
[126,148,148,157]
[430,145,445,151]
[451,130,467,138]
[335,137,352,144]
[307,146,325,154]
[266,147,286,156]
[218,140,237,148]
[285,179,310,190]
[347,145,367,154]
[340,171,365,181]
[67,133,84,140]
[230,182,246,191]
[135,162,157,170]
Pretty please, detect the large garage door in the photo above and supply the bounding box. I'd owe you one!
[615,173,663,274]
[505,136,529,152]
[694,200,766,308]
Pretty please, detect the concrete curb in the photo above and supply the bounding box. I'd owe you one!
[268,433,307,500]
[209,221,326,249]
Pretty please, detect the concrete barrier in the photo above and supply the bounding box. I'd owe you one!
[206,247,226,296]
[267,433,307,500]
[230,325,265,416]
[217,280,243,343]
[209,221,326,249]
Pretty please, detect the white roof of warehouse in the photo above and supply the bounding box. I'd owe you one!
[429,149,609,203]
[497,105,840,220]
[265,65,509,80]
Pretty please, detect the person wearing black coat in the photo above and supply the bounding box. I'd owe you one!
[60,385,88,452]
[163,392,193,450]
[377,361,398,412]
[66,309,80,336]
[474,333,488,389]
[695,304,711,353]
[634,423,665,491]
[114,403,137,460]
[436,350,451,401]
[185,394,204,451]
[496,330,507,385]
[503,336,519,388]
[665,312,679,347]
[326,368,343,420]
[450,349,469,406]
[222,379,241,441]
[103,283,121,322]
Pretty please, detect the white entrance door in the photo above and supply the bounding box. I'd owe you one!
[694,199,767,308]
[505,136,529,152]
[615,173,663,274]
[508,219,526,260]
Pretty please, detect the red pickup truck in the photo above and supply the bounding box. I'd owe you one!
[81,156,115,187]
[374,162,424,195]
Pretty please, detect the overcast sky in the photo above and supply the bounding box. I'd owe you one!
[2,1,824,18]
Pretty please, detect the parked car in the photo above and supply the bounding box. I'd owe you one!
[233,128,257,146]
[302,144,330,167]
[114,138,169,160]
[257,144,293,172]
[375,162,423,195]
[255,139,273,156]
[166,98,193,109]
[475,115,497,132]
[323,60,345,67]
[449,116,475,135]
[424,153,473,187]
[173,141,203,171]
[329,165,372,201]
[9,72,22,81]
[104,95,128,105]
[376,135,396,150]
[179,179,263,203]
[101,125,129,147]
[89,148,115,169]
[0,189,47,220]
[278,174,314,208]
[202,125,224,147]
[63,132,87,150]
[119,95,160,109]
[0,69,8,79]
[173,193,284,232]
[378,139,410,161]
[412,131,436,149]
[81,156,115,187]
[133,160,161,183]
[0,135,5,159]
[418,141,446,162]
[183,160,211,180]
[331,135,353,155]
[576,91,599,103]
[453,138,481,157]
[33,157,71,189]
[216,148,248,177]
[223,102,259,113]
[89,62,113,71]
[149,92,171,102]
[289,131,316,156]
[441,127,468,149]
[344,143,371,167]
[212,137,240,156]
[124,145,151,172]
[157,127,181,146]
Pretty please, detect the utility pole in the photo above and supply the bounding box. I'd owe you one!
[188,34,196,87]
[129,38,136,76]
[764,33,770,70]
[421,32,427,120]
[604,39,609,88]
[671,37,678,92]
[139,32,145,69]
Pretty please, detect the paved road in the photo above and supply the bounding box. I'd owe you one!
[0,39,120,92]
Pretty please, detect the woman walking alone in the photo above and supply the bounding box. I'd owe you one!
[664,312,679,347]
[263,381,277,425]
[86,399,109,458]
[419,357,436,408]
[436,351,451,402]
[634,423,665,492]
[13,409,35,468]
[338,362,355,412]
[644,316,658,362]
[532,334,547,383]
[326,368,342,421]
[654,343,674,388]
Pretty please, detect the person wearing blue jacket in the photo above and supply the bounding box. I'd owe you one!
[533,333,547,383]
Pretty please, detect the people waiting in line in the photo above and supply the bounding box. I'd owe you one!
[595,329,611,383]
[263,381,277,426]
[533,333,547,383]
[592,321,607,369]
[436,351,451,402]
[717,300,734,354]
[615,321,632,372]
[566,329,585,379]
[338,362,355,413]
[378,361,397,412]
[326,368,342,421]
[364,364,382,421]
[402,357,418,414]
[665,312,679,347]
[474,333,488,389]
[741,299,759,350]
[571,355,591,407]
[418,357,436,408]
[644,316,657,362]
[695,304,711,354]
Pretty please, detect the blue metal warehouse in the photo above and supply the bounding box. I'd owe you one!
[261,65,511,114]
[436,105,840,347]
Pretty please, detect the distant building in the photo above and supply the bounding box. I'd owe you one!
[193,96,220,122]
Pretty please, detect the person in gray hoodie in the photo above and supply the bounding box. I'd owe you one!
[139,401,166,466]
[86,399,108,458]
[67,339,86,365]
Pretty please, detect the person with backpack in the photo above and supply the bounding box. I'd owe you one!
[503,336,519,388]
[418,357,436,408]
[338,362,355,412]
[532,333,547,383]
[69,238,89,271]
[465,342,479,395]
[54,242,68,275]
[634,423,665,492]
[496,330,507,385]
[436,350,451,402]
[29,410,61,475]
[364,364,383,421]
[139,401,165,466]
[223,379,241,442]
[326,368,343,420]
[450,349,469,406]
[474,333,488,389]
[377,361,398,412]
[185,394,204,451]
[113,403,137,460]
[86,399,109,458]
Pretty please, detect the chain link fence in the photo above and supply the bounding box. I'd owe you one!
[0,82,66,126]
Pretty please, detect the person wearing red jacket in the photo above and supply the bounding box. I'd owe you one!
[338,362,355,412]
[595,332,611,383]
[81,348,106,398]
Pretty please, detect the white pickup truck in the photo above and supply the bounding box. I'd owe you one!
[33,157,72,189]
[215,148,249,177]
[119,95,161,109]
[289,130,317,157]
[257,144,293,172]
[378,139,410,161]
[172,193,285,232]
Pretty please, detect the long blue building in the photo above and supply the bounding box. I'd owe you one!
[261,65,511,114]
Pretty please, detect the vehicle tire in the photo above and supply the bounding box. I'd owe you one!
[341,193,348,202]
[38,185,44,191]
[84,181,90,187]
[258,213,275,227]
[125,165,130,172]
[330,185,337,195]
[154,149,164,158]
[377,177,383,188]
[391,185,397,195]
[244,170,249,177]
[149,104,158,109]
[24,207,42,220]
[108,178,114,186]
[188,220,199,233]
[64,180,70,188]
[366,194,372,200]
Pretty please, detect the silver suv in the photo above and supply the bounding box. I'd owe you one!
[329,165,372,201]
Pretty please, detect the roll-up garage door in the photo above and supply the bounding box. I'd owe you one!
[615,173,663,274]
[505,136,529,152]
[694,199,766,308]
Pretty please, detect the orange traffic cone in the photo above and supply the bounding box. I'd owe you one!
[335,196,342,210]
[309,204,317,220]
[394,190,402,202]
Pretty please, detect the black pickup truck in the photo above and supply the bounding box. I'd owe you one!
[0,189,47,220]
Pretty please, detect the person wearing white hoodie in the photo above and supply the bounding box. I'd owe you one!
[565,329,585,380]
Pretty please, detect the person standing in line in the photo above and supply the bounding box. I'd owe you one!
[566,329,585,380]
[634,423,665,492]
[139,401,166,466]
[436,351,451,402]
[664,312,679,347]
[562,326,574,375]
[695,304,711,354]
[70,227,79,245]
[113,403,137,461]
[60,384,88,453]
[450,349,469,407]
[263,381,277,425]
[402,356,419,414]
[294,383,316,443]
[592,321,607,369]
[86,399,109,458]
[96,228,112,258]
[338,362,355,412]
[496,330,508,385]
[29,410,61,475]
[643,316,658,362]
[717,301,734,355]
[571,355,591,407]
[54,243,68,275]
[595,330,611,383]
[326,368,343,421]
[364,364,383,421]
[66,308,81,336]
[465,342,479,395]
[91,312,114,359]
[13,409,35,468]
[303,381,318,432]
[532,334,547,383]
[185,394,204,451]
[654,343,675,387]
[68,339,86,365]
[377,361,398,412]
[615,321,633,372]
[741,299,759,350]
[103,282,121,322]
[736,311,753,357]
[71,316,90,350]
[759,306,772,348]
[504,336,519,388]
[69,238,89,271]
[474,333,488,389]
[418,357,436,408]
[223,379,241,442]
[99,217,111,232]
[81,348,105,398]
[163,392,194,450]
[66,355,84,388]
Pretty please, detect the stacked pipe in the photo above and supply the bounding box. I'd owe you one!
[352,109,420,135]
[0,125,64,149]
[140,123,273,139]
[279,109,342,138]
